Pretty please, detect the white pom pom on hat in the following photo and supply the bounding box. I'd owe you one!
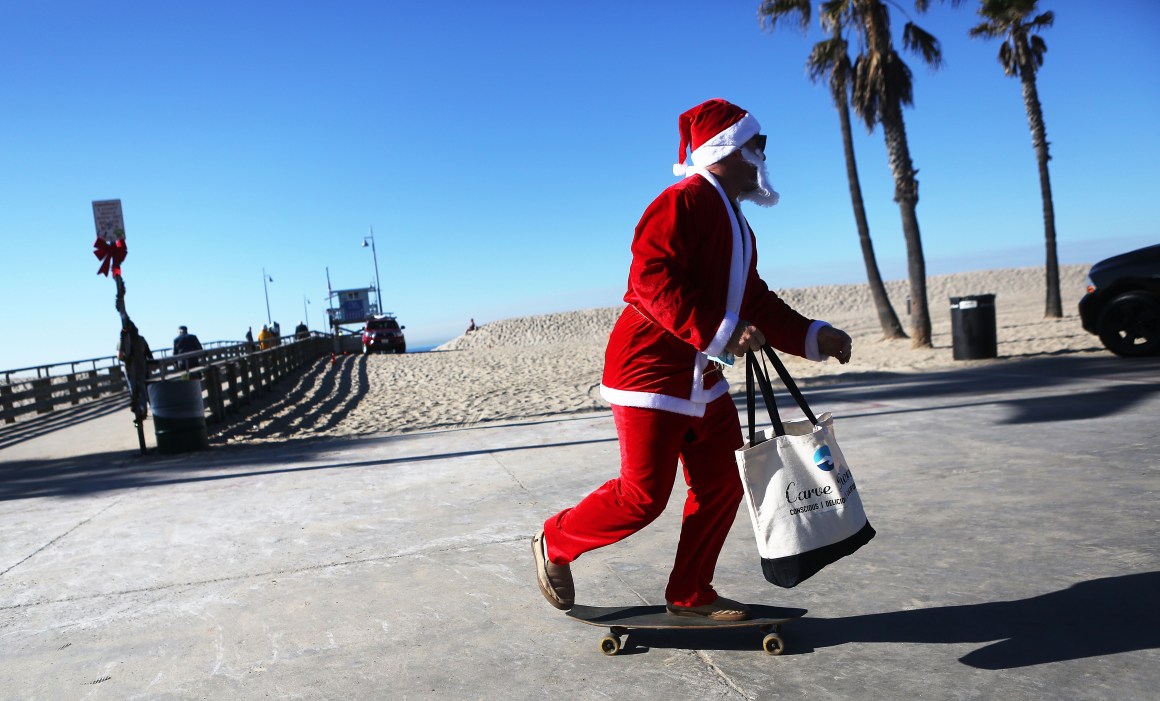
[672,98,761,176]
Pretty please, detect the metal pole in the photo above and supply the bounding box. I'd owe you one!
[369,226,382,316]
[303,296,310,329]
[263,268,272,325]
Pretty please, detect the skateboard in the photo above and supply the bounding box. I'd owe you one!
[566,604,807,656]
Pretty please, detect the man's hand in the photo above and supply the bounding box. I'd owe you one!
[818,326,853,364]
[726,320,766,356]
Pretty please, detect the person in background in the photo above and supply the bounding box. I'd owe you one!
[258,324,276,350]
[466,318,477,333]
[173,325,203,370]
[533,99,853,621]
[295,321,309,340]
[245,326,255,351]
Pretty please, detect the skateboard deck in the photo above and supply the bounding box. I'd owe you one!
[566,604,807,656]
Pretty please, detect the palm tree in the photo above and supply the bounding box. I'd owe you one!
[759,1,907,340]
[763,0,952,348]
[970,0,1062,318]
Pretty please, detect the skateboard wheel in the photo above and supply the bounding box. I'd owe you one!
[600,635,622,656]
[762,633,785,656]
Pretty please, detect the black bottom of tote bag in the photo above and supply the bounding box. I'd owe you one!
[761,520,877,589]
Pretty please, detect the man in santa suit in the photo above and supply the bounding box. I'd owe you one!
[533,99,853,620]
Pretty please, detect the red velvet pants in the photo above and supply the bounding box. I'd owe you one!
[542,394,744,607]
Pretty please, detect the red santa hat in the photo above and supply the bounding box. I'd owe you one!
[672,98,762,176]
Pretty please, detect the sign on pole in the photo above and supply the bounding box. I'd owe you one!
[92,199,127,277]
[92,199,125,243]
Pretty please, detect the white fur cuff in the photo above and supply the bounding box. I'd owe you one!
[805,320,830,361]
[706,310,739,359]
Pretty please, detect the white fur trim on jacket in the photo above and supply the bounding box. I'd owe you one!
[599,381,731,418]
[690,168,749,363]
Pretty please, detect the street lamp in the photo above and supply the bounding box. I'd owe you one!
[262,268,274,325]
[361,226,382,317]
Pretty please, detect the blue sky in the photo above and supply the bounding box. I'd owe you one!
[2,0,1157,371]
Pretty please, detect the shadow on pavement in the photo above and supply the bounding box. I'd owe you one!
[736,353,1160,425]
[794,571,1160,669]
[0,393,129,451]
[578,573,1160,668]
[0,432,619,502]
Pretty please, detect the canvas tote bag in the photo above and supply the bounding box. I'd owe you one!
[735,346,876,588]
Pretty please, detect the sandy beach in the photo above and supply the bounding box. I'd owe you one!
[215,264,1099,444]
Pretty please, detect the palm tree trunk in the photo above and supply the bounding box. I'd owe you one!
[879,107,931,347]
[1021,70,1063,318]
[861,2,932,348]
[835,83,907,340]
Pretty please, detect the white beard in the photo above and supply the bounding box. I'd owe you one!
[738,147,780,207]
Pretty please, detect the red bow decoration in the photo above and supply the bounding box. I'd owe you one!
[93,236,128,277]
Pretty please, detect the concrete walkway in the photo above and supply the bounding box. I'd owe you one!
[1,354,1158,700]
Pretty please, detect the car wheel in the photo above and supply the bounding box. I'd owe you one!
[362,345,369,355]
[1097,291,1160,357]
[396,344,406,354]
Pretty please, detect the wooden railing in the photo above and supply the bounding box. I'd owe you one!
[1,357,127,425]
[192,336,332,426]
[1,335,334,427]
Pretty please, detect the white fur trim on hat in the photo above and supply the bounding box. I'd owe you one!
[678,113,760,174]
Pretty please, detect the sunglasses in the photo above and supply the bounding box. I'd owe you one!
[754,134,767,152]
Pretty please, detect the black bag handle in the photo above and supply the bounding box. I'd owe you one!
[745,344,818,443]
[760,344,818,425]
[747,349,784,444]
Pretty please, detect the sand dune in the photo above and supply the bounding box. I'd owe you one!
[216,264,1101,444]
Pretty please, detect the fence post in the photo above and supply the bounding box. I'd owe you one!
[203,365,224,424]
[256,354,268,396]
[225,362,239,416]
[33,378,54,414]
[238,355,252,406]
[87,370,101,400]
[67,372,81,406]
[1,384,14,425]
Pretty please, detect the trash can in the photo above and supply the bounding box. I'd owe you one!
[950,294,997,360]
[147,379,209,454]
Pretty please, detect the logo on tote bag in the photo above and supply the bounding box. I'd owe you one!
[813,445,835,471]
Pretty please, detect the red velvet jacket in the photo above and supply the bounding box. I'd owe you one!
[600,169,819,417]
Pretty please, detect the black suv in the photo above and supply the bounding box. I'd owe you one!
[1078,244,1160,357]
[362,315,406,354]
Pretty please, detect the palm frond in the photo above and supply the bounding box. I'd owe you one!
[1029,34,1047,67]
[916,0,970,11]
[806,37,847,84]
[903,22,942,68]
[820,0,851,19]
[852,49,915,128]
[757,0,812,32]
[831,52,854,97]
[998,41,1018,77]
[886,52,914,108]
[968,20,1004,40]
[1029,10,1054,30]
[851,53,881,131]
